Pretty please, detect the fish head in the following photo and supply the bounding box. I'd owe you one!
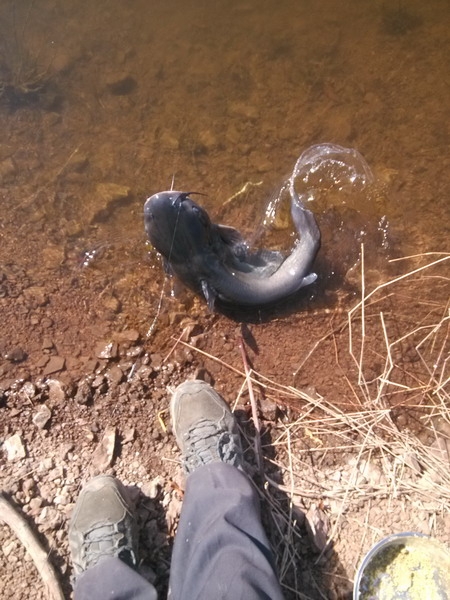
[144,191,212,263]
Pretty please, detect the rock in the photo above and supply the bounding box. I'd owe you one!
[104,74,137,95]
[2,540,17,558]
[36,506,62,531]
[165,495,182,534]
[4,347,27,363]
[62,152,89,175]
[20,381,36,400]
[3,434,26,460]
[27,497,43,517]
[39,457,54,471]
[113,329,140,344]
[41,337,54,350]
[32,404,52,429]
[106,365,124,387]
[23,286,49,307]
[47,379,66,404]
[305,503,330,553]
[91,184,132,224]
[92,375,106,389]
[358,459,385,486]
[141,476,165,500]
[122,427,135,444]
[22,477,35,494]
[90,426,117,473]
[42,355,65,376]
[75,380,93,405]
[96,341,119,360]
[193,367,214,386]
[59,442,74,460]
[150,353,163,370]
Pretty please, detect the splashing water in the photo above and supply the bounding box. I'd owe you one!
[262,143,390,284]
[264,143,375,228]
[290,143,374,198]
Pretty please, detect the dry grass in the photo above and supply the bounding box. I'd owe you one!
[264,250,449,597]
[177,250,450,598]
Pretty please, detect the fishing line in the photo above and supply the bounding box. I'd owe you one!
[129,191,183,381]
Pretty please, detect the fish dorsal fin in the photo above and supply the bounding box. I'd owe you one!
[216,224,248,260]
[217,224,245,247]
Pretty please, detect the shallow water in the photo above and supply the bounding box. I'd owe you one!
[0,0,449,362]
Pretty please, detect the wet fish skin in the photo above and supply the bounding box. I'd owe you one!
[143,189,320,310]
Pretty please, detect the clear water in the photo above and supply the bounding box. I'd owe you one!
[0,0,448,323]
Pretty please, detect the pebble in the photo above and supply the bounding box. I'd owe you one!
[104,73,137,95]
[47,379,66,404]
[28,497,43,516]
[106,365,124,387]
[2,540,17,558]
[141,476,165,500]
[3,433,26,460]
[113,329,140,344]
[75,380,93,405]
[20,381,36,399]
[91,184,131,224]
[4,347,27,363]
[32,404,52,429]
[96,341,119,360]
[90,426,117,473]
[36,506,62,531]
[92,374,106,389]
[42,355,65,375]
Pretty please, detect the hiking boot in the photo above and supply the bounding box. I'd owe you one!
[170,379,243,474]
[69,475,138,577]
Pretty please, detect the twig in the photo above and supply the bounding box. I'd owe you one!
[222,181,263,206]
[0,494,64,600]
[239,335,264,476]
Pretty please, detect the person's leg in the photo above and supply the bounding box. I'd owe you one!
[168,380,284,600]
[74,556,157,600]
[69,475,157,600]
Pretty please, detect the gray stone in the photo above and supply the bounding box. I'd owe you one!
[4,347,27,363]
[3,434,26,460]
[90,426,117,473]
[75,380,93,405]
[47,379,66,404]
[32,404,52,429]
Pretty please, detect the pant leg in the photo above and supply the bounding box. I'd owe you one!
[74,556,158,600]
[168,462,284,600]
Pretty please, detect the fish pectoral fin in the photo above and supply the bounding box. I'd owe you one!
[201,280,217,312]
[299,272,318,289]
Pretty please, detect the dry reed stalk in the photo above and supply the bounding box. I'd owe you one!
[239,335,264,475]
[171,252,449,597]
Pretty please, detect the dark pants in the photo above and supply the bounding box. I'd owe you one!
[74,463,284,600]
